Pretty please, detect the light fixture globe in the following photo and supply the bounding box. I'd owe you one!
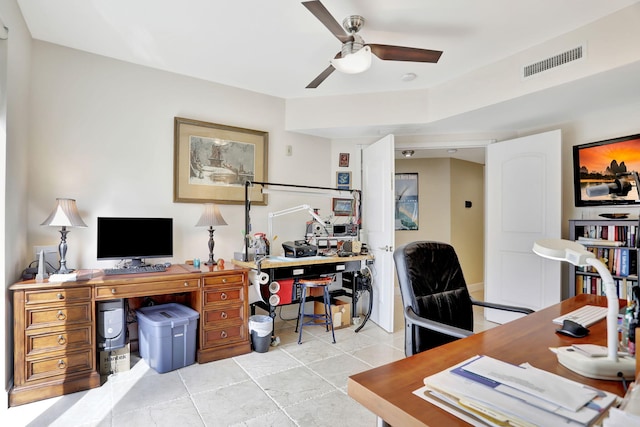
[331,45,372,74]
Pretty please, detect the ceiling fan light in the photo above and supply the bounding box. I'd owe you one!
[331,46,372,74]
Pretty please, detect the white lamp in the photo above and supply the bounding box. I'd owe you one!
[195,203,227,265]
[41,198,87,274]
[533,238,635,380]
[330,45,372,74]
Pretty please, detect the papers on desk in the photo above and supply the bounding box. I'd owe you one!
[415,355,619,427]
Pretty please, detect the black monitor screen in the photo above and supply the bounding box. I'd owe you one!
[97,217,173,261]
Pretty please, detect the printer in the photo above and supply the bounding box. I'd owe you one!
[282,240,318,258]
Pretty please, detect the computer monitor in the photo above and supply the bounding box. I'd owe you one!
[97,217,173,267]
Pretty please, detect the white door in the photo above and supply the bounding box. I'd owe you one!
[362,134,395,332]
[485,130,562,324]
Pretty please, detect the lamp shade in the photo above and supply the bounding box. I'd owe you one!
[330,45,372,74]
[195,204,228,227]
[41,198,87,228]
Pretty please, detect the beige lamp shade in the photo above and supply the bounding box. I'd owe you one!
[41,198,87,228]
[195,203,228,227]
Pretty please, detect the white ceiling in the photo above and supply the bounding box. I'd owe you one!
[15,0,640,164]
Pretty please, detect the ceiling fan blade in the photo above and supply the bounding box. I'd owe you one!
[306,64,336,88]
[368,44,443,63]
[302,1,352,43]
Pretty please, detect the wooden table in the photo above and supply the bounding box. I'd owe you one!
[347,294,629,426]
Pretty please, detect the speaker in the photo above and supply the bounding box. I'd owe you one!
[97,299,126,351]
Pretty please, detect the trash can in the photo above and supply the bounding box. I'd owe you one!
[249,315,273,353]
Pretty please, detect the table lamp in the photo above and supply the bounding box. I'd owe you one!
[195,203,227,265]
[41,198,87,274]
[533,238,636,380]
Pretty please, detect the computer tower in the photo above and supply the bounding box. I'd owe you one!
[97,299,126,351]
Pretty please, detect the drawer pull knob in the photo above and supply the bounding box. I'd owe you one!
[57,293,64,300]
[222,278,227,283]
[57,310,67,321]
[57,359,66,369]
[111,288,116,294]
[221,312,228,319]
[220,331,228,339]
[58,335,66,345]
[220,292,228,300]
[184,282,189,287]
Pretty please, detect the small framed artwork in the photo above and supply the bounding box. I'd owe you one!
[332,198,354,216]
[336,171,351,188]
[395,173,419,230]
[339,153,350,167]
[174,117,268,205]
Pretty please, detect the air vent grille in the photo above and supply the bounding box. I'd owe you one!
[523,45,584,78]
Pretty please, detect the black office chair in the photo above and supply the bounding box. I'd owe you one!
[393,241,534,357]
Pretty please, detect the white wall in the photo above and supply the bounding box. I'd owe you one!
[27,41,330,269]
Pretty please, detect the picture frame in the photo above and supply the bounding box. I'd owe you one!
[339,153,350,167]
[336,171,351,188]
[332,198,355,216]
[174,117,268,205]
[395,173,419,230]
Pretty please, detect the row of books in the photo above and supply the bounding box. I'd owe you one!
[578,224,638,247]
[416,355,617,426]
[576,246,637,277]
[575,275,637,299]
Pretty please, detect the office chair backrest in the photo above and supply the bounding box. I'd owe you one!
[394,241,474,356]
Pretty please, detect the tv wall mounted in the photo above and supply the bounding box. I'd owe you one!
[573,133,640,207]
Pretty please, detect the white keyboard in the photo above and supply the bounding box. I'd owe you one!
[552,305,608,328]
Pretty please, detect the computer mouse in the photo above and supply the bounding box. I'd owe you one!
[556,319,590,338]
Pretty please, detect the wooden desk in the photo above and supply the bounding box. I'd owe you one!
[347,294,629,427]
[9,264,250,406]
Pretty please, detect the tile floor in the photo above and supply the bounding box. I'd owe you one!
[6,291,496,427]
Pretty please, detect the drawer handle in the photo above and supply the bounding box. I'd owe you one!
[222,278,227,283]
[220,292,228,300]
[220,331,228,339]
[57,310,67,321]
[57,359,66,369]
[111,288,117,294]
[221,312,228,320]
[57,335,67,345]
[57,293,64,300]
[184,282,189,287]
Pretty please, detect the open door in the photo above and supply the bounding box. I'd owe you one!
[485,130,562,323]
[362,135,395,332]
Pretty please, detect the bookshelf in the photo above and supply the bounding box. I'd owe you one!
[569,218,639,298]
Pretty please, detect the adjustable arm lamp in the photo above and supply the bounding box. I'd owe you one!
[533,238,635,380]
[267,204,326,242]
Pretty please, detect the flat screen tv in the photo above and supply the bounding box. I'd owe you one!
[97,217,173,266]
[573,133,640,207]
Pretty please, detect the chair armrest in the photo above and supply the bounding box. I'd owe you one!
[405,306,473,340]
[470,298,534,314]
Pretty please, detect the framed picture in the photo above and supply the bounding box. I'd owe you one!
[332,198,355,216]
[174,117,268,205]
[336,171,351,188]
[339,153,350,167]
[395,173,419,230]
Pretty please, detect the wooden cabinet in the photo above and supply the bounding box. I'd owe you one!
[10,284,100,407]
[198,270,251,363]
[10,265,250,406]
[569,218,639,298]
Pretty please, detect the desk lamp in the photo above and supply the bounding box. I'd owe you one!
[533,238,635,380]
[41,198,87,274]
[196,203,227,265]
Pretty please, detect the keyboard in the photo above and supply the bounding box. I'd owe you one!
[552,305,608,328]
[104,265,166,275]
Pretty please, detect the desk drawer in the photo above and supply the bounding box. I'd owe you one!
[95,278,200,299]
[203,273,244,287]
[26,349,93,383]
[26,326,93,356]
[202,304,244,325]
[202,323,246,348]
[26,303,92,329]
[25,287,91,305]
[203,287,243,305]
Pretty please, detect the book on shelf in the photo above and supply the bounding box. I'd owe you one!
[577,237,625,247]
[416,355,619,427]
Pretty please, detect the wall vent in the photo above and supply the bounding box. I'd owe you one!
[523,45,584,78]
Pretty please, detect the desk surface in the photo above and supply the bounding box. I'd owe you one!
[347,294,628,427]
[231,254,372,270]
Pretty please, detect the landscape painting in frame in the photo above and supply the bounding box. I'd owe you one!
[395,173,418,230]
[174,117,268,205]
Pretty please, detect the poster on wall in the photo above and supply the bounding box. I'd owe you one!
[395,173,418,230]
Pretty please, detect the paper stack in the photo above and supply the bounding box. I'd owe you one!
[415,355,619,426]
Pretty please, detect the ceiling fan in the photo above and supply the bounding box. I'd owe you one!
[303,0,443,88]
